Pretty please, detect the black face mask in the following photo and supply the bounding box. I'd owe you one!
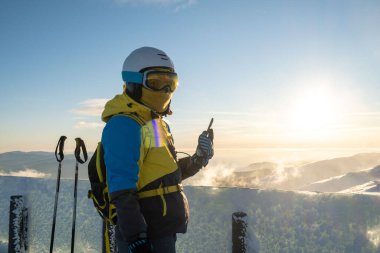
[125,83,142,101]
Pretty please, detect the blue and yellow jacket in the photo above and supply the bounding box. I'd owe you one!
[101,93,201,241]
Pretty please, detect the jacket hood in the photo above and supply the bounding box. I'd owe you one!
[101,93,152,123]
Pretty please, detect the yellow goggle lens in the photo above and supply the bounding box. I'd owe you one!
[144,71,178,92]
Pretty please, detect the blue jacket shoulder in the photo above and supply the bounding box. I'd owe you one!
[101,115,142,193]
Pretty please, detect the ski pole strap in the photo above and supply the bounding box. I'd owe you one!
[55,136,67,162]
[74,138,88,164]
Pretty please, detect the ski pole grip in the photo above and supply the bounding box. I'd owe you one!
[55,136,67,162]
[74,137,88,164]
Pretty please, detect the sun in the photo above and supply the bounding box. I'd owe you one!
[286,88,342,133]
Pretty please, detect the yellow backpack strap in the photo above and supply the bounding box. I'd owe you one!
[103,219,117,253]
[104,220,111,253]
[137,184,183,199]
[96,142,104,183]
[119,113,145,126]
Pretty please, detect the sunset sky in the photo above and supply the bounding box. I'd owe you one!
[1,0,380,164]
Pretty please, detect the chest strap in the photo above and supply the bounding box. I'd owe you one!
[137,184,183,199]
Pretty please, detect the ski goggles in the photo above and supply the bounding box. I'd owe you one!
[143,70,178,92]
[122,70,178,92]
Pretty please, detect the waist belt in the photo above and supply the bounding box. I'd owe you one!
[138,184,183,199]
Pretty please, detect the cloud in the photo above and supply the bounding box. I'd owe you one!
[71,99,106,129]
[114,0,197,10]
[184,162,236,187]
[75,121,104,129]
[0,169,50,178]
[183,160,303,189]
[71,99,108,117]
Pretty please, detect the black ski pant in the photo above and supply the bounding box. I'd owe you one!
[117,233,177,253]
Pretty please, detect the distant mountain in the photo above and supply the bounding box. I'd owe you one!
[0,151,91,179]
[301,165,380,193]
[211,153,380,191]
[277,153,380,190]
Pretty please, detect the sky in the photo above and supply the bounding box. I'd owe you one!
[1,0,380,165]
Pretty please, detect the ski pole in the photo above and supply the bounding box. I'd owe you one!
[71,137,88,253]
[50,135,67,253]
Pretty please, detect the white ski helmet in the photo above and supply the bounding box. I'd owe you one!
[122,47,175,82]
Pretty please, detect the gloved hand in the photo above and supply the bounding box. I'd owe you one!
[128,238,153,253]
[192,129,214,167]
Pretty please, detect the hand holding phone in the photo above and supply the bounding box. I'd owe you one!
[205,118,214,141]
[195,118,214,167]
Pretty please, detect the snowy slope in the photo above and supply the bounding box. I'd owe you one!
[300,165,380,193]
[281,153,380,190]
[339,181,380,194]
[1,176,380,253]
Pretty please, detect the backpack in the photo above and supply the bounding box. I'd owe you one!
[87,114,145,225]
[87,142,118,225]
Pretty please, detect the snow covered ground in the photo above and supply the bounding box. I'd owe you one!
[1,176,380,253]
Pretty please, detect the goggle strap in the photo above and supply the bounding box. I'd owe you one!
[122,71,143,83]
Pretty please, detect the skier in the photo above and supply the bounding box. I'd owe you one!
[101,46,214,253]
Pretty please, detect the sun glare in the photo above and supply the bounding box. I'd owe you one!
[286,88,342,134]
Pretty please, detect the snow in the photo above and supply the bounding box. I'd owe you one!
[1,176,380,252]
[301,165,380,193]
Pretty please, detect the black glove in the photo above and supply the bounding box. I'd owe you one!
[128,238,153,253]
[192,129,214,167]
